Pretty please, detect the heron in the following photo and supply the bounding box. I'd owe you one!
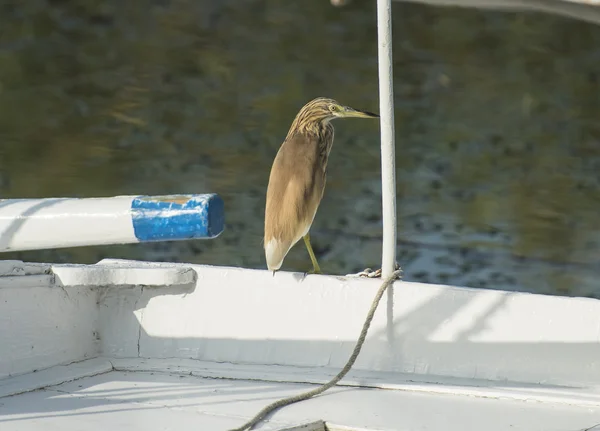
[264,97,379,274]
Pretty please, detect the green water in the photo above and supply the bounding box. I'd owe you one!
[1,0,599,297]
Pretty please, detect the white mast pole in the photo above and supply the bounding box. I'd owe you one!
[376,0,397,278]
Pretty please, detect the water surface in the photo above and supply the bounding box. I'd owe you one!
[1,0,599,297]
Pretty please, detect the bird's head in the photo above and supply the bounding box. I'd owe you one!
[294,97,379,128]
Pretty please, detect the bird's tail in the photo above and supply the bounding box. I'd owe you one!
[264,237,291,271]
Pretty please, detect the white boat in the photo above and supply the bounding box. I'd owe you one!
[2,256,600,430]
[2,1,600,430]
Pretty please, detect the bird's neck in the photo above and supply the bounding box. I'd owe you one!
[286,119,333,141]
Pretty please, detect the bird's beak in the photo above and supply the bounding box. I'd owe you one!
[342,106,380,119]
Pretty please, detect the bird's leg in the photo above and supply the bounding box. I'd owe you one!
[303,234,322,274]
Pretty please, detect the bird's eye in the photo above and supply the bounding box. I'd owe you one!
[329,105,338,112]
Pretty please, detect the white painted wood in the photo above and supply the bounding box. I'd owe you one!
[53,260,196,288]
[0,274,55,289]
[376,0,398,279]
[2,260,600,430]
[0,259,198,380]
[99,287,145,358]
[110,357,600,407]
[0,357,112,398]
[0,261,54,288]
[95,262,600,388]
[0,197,135,251]
[2,368,600,431]
[0,282,99,380]
[0,259,200,381]
[0,194,223,252]
[0,261,51,276]
[3,259,600,391]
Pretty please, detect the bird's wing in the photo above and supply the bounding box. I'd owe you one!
[264,133,325,270]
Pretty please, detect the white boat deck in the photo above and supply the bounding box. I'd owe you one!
[2,358,600,431]
[2,259,600,431]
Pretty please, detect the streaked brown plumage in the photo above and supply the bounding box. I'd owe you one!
[264,97,379,274]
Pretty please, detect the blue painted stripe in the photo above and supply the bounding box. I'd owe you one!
[131,194,224,242]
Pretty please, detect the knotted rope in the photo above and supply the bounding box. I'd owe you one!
[228,266,402,431]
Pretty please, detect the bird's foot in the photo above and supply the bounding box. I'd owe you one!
[299,267,322,280]
[346,262,403,279]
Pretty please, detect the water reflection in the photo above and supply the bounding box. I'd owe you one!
[1,0,599,297]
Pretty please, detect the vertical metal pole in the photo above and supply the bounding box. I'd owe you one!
[376,0,397,278]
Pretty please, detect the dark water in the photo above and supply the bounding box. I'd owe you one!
[1,0,599,297]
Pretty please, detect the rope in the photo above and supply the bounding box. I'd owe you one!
[228,268,403,431]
